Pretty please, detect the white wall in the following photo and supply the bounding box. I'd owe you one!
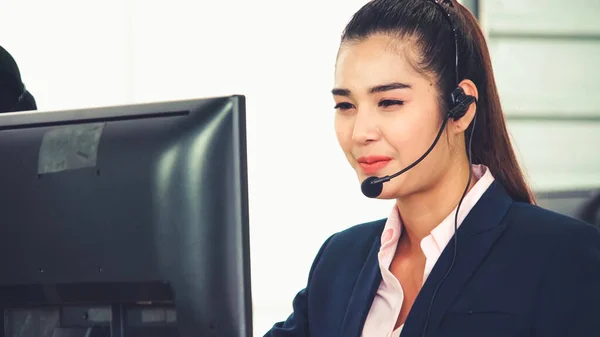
[1,0,598,336]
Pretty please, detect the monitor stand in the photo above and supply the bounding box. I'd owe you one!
[1,282,179,337]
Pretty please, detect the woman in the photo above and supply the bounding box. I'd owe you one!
[264,0,600,336]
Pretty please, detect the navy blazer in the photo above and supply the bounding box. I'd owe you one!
[263,182,600,337]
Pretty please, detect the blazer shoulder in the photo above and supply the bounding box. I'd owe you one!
[506,201,600,243]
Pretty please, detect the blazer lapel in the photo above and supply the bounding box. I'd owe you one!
[339,236,382,337]
[401,182,514,337]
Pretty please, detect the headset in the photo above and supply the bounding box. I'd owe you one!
[438,0,477,121]
[421,0,477,336]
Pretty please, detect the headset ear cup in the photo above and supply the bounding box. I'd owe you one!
[450,87,466,105]
[448,87,476,120]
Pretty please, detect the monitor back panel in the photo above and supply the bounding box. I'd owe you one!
[0,96,251,337]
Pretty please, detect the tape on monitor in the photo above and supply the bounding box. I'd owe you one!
[37,123,105,175]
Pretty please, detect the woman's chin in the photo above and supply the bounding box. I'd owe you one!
[375,188,402,200]
[378,179,415,200]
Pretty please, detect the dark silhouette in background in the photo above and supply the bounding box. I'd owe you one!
[581,192,600,227]
[0,45,36,113]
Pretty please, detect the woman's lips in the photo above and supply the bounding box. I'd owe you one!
[357,156,392,175]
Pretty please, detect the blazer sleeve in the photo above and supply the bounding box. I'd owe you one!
[262,234,336,337]
[532,223,600,336]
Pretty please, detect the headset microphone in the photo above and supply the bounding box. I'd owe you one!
[360,117,450,198]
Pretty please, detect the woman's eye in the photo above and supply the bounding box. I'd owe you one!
[334,102,354,110]
[379,99,404,108]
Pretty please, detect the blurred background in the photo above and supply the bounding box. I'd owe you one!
[1,0,598,335]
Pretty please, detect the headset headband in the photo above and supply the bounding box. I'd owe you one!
[429,0,460,86]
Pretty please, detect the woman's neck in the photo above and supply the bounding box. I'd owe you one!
[396,163,477,249]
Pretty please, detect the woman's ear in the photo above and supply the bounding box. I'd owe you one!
[449,79,479,134]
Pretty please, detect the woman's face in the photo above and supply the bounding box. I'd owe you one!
[333,34,458,199]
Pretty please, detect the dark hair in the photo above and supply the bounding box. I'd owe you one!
[340,0,535,204]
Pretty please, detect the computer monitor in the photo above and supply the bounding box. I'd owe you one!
[0,95,252,337]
